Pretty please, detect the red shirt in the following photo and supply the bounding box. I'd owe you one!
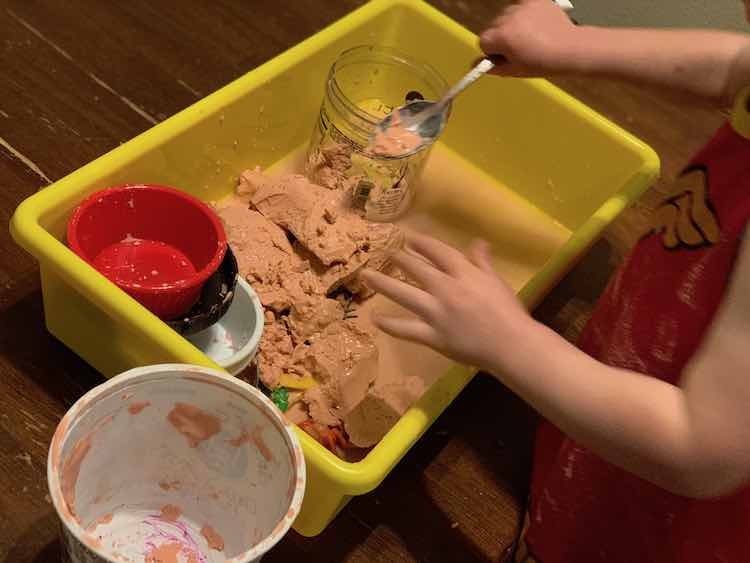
[523,91,750,563]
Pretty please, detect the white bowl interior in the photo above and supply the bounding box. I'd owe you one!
[187,277,264,374]
[50,366,303,562]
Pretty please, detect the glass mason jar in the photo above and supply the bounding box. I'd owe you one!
[306,46,448,222]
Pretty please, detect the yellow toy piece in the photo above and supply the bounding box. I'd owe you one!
[279,373,318,390]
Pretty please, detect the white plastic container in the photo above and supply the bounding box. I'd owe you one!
[48,364,305,563]
[186,277,264,375]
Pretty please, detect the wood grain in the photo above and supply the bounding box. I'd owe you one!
[0,1,726,561]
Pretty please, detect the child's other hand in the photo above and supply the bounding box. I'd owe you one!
[361,234,536,370]
[479,0,582,76]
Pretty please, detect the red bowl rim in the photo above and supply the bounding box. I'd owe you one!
[67,184,228,295]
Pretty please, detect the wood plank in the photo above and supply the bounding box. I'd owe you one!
[0,152,104,562]
[0,8,152,183]
[5,0,364,121]
[2,1,364,170]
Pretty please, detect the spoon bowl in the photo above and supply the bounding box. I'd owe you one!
[372,57,496,157]
[373,100,450,158]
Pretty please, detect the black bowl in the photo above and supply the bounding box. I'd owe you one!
[167,245,239,336]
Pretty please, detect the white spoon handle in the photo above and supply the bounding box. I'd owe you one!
[434,58,495,112]
[401,58,495,129]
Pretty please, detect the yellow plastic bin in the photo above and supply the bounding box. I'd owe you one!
[11,0,659,537]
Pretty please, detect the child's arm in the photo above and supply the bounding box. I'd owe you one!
[362,234,750,498]
[479,0,750,106]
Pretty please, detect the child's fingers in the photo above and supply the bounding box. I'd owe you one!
[478,28,507,60]
[361,269,437,320]
[390,250,448,290]
[478,28,539,77]
[467,238,494,273]
[405,232,468,276]
[371,314,438,348]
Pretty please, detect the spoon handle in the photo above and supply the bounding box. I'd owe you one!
[434,58,495,112]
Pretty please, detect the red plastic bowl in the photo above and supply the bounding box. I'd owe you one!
[67,184,227,320]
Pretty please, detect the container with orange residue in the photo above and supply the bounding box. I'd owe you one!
[47,365,305,563]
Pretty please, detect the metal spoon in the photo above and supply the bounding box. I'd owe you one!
[372,0,576,157]
[372,57,496,157]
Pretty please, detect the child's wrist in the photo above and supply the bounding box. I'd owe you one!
[484,315,549,376]
[555,26,610,76]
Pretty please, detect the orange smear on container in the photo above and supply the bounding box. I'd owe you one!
[253,426,274,462]
[158,479,181,491]
[82,534,102,550]
[167,402,221,448]
[61,435,92,518]
[159,504,182,522]
[227,427,273,462]
[227,429,251,448]
[145,542,182,563]
[128,401,151,415]
[201,525,225,551]
[86,512,113,533]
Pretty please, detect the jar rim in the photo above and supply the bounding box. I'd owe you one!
[327,45,449,128]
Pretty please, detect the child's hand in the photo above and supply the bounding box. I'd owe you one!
[480,1,750,106]
[361,234,536,370]
[479,0,582,76]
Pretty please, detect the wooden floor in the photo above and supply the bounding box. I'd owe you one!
[0,1,726,561]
